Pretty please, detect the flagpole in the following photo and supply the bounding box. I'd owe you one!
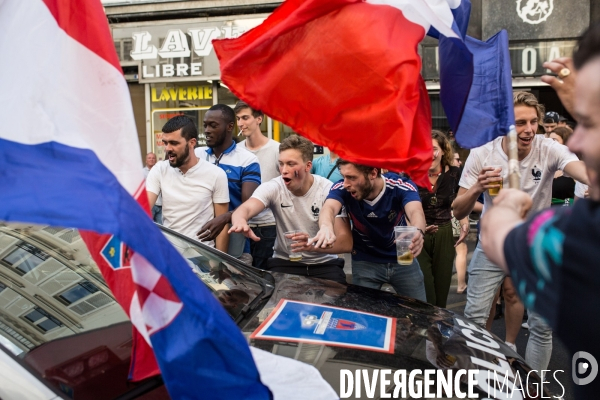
[507,125,521,189]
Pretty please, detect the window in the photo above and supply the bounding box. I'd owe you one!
[23,307,62,333]
[58,281,99,305]
[2,242,49,275]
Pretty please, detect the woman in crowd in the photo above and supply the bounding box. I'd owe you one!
[417,131,469,307]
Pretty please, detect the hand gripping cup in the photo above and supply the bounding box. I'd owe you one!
[284,230,303,262]
[487,165,503,196]
[394,226,418,265]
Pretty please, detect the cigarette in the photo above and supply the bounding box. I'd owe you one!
[294,171,298,177]
[238,128,243,136]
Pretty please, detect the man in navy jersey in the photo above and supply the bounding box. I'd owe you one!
[310,160,427,301]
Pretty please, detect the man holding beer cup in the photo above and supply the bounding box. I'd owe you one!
[310,161,427,301]
[452,91,588,369]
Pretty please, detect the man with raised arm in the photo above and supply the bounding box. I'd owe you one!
[229,135,352,284]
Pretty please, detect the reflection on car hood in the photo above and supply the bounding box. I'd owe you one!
[242,272,552,399]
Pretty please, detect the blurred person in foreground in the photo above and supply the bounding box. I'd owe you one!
[482,23,600,399]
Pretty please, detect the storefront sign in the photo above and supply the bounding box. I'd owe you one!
[421,40,577,81]
[483,0,589,41]
[151,86,212,102]
[111,15,267,82]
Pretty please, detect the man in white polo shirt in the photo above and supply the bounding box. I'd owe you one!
[147,115,229,251]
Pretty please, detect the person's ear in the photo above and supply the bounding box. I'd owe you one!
[256,115,263,125]
[369,168,378,181]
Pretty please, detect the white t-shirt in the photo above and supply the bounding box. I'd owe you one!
[146,158,229,245]
[460,135,578,238]
[143,166,162,206]
[252,175,340,264]
[239,138,280,225]
[575,182,588,199]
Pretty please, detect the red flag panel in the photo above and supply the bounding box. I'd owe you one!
[214,0,432,187]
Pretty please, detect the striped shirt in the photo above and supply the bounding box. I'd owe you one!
[327,173,420,263]
[195,141,261,210]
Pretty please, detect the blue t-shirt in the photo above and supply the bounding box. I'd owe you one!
[327,173,421,263]
[311,155,343,183]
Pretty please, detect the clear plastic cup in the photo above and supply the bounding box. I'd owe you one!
[394,226,418,265]
[284,230,303,261]
[487,165,503,196]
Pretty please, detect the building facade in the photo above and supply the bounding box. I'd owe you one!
[104,0,600,159]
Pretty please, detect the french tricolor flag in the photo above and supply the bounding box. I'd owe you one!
[214,0,469,188]
[0,0,335,398]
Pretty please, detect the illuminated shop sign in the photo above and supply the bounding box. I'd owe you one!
[112,16,266,83]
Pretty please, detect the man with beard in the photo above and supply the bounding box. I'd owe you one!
[452,91,588,370]
[310,161,427,301]
[146,115,229,251]
[195,104,261,263]
[142,152,163,224]
[229,135,352,284]
[482,23,600,399]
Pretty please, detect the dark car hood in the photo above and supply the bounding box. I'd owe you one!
[242,272,551,399]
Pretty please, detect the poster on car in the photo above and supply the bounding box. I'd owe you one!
[251,299,396,353]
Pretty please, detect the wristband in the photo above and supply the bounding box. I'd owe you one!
[417,228,425,237]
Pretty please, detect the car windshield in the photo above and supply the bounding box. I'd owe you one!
[0,222,271,399]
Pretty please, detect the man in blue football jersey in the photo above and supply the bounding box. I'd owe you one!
[310,161,427,300]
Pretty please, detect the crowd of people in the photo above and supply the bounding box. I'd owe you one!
[141,22,600,397]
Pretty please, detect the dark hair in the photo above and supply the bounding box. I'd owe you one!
[336,159,381,178]
[162,115,198,142]
[432,130,454,168]
[279,135,314,162]
[208,104,235,125]
[574,22,600,70]
[233,101,264,119]
[550,126,574,145]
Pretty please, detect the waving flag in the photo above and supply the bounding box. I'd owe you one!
[454,31,515,148]
[428,0,514,148]
[214,0,466,188]
[0,0,271,398]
